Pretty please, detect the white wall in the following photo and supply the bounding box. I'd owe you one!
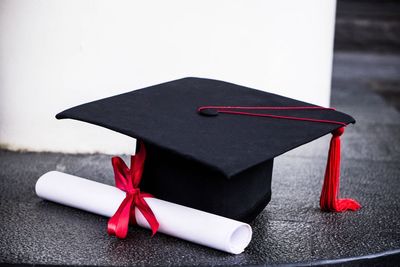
[0,0,337,154]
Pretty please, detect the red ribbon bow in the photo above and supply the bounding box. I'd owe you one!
[107,143,159,239]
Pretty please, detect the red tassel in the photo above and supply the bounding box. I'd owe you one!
[320,127,361,212]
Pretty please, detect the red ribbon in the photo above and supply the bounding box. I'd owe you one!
[107,142,159,239]
[198,106,347,126]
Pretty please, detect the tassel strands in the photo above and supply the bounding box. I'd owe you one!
[320,127,361,212]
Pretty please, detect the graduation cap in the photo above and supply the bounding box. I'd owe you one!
[56,77,361,227]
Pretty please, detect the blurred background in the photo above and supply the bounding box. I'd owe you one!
[334,0,400,110]
[1,0,398,155]
[0,0,338,154]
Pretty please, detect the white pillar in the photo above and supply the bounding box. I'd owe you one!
[0,0,337,153]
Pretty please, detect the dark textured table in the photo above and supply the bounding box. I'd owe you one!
[1,52,400,266]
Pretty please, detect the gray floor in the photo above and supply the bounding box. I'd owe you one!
[1,52,400,266]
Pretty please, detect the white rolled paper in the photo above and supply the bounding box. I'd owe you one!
[35,171,252,254]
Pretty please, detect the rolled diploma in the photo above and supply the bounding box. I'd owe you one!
[35,171,252,254]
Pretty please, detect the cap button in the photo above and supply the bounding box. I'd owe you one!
[198,108,219,116]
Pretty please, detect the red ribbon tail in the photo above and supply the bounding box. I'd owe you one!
[320,127,361,212]
[107,195,134,239]
[131,141,146,188]
[136,195,159,236]
[111,157,130,190]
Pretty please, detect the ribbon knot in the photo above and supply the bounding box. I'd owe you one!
[127,188,139,196]
[107,142,159,239]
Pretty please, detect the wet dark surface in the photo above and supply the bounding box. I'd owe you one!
[0,52,399,266]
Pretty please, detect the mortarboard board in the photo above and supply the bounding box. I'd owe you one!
[56,77,361,224]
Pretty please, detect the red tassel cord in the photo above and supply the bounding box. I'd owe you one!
[198,106,361,213]
[320,127,361,212]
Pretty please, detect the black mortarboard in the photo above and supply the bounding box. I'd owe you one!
[56,77,361,222]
